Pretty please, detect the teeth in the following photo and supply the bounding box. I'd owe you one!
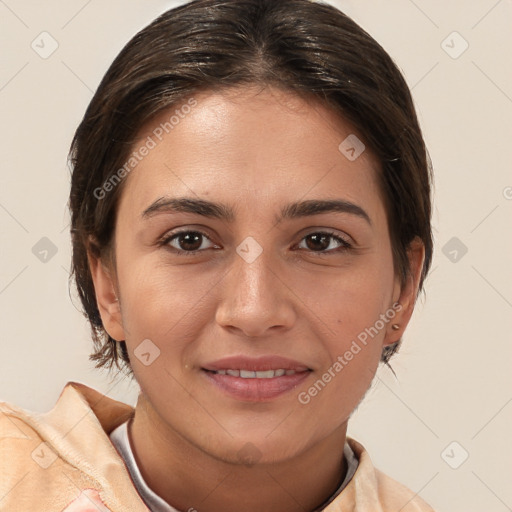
[255,370,275,378]
[213,369,295,378]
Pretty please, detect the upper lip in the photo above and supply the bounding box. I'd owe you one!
[202,356,311,372]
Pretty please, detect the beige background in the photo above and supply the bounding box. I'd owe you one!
[1,1,511,510]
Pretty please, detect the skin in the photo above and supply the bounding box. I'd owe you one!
[89,85,424,512]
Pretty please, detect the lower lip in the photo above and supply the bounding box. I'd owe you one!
[202,370,311,402]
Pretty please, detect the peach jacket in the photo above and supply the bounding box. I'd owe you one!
[0,382,435,511]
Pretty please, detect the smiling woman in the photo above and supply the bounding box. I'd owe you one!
[0,0,434,511]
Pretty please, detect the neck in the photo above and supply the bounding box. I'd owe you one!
[129,395,348,512]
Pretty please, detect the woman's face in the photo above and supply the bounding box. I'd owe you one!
[93,86,422,464]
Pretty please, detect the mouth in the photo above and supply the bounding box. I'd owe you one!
[201,356,312,401]
[207,368,301,378]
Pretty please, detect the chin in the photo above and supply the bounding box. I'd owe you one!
[198,426,315,467]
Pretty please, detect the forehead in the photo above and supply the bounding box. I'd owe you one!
[119,86,383,218]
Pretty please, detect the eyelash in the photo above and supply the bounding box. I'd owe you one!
[158,229,353,256]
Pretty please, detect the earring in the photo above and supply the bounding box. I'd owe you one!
[391,324,400,331]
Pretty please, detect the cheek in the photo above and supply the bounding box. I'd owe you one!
[296,269,391,420]
[115,255,217,355]
[297,253,394,332]
[298,250,395,377]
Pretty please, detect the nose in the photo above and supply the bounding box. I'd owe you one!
[215,246,297,338]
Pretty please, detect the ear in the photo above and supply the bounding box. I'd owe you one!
[87,239,126,342]
[383,237,425,345]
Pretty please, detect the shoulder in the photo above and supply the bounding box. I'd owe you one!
[0,383,144,511]
[339,437,436,512]
[0,396,43,471]
[0,389,117,511]
[372,467,436,511]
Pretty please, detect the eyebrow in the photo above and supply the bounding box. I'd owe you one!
[141,197,371,225]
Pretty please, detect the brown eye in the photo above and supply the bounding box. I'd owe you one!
[164,230,215,254]
[298,232,351,253]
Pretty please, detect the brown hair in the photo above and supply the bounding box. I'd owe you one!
[68,0,433,376]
